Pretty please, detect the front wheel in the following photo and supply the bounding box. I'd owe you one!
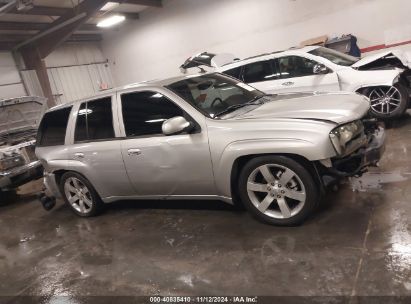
[367,84,408,119]
[60,172,104,217]
[238,156,319,226]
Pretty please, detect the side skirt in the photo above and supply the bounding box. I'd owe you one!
[102,195,233,205]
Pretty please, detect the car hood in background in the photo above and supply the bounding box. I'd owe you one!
[236,92,370,124]
[0,96,47,136]
[351,49,411,69]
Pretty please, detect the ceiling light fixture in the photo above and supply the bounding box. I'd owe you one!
[97,15,125,28]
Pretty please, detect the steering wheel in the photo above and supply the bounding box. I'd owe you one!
[210,97,228,108]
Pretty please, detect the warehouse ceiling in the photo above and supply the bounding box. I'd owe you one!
[0,0,162,51]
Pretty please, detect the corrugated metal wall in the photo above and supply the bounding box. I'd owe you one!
[21,43,115,105]
[0,52,26,99]
[46,63,114,105]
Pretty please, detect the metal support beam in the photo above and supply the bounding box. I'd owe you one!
[0,41,17,50]
[0,21,100,31]
[17,0,108,58]
[21,47,55,108]
[1,33,102,42]
[4,4,140,19]
[8,4,68,15]
[0,0,16,16]
[112,0,162,7]
[14,13,86,49]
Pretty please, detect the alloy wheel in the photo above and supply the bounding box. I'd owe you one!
[64,177,93,214]
[369,86,402,115]
[246,164,306,219]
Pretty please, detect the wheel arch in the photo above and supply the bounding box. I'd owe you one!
[355,83,409,117]
[229,153,322,207]
[53,169,103,199]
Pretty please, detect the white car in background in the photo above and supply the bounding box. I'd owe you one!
[180,46,411,119]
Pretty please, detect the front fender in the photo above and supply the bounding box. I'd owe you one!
[214,138,336,198]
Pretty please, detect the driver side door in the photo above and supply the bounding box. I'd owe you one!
[265,55,340,93]
[118,90,215,197]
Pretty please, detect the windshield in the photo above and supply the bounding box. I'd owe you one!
[309,47,359,66]
[167,73,265,118]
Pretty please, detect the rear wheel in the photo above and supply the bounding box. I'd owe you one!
[60,172,104,217]
[238,156,319,226]
[367,84,408,119]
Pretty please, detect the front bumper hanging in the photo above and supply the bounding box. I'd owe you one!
[318,126,386,180]
[0,160,43,190]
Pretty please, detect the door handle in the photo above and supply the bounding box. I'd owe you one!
[281,81,294,86]
[74,152,84,159]
[128,148,141,156]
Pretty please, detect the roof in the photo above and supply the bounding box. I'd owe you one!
[47,72,211,112]
[219,45,320,70]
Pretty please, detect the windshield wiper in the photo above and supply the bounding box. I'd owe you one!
[214,95,268,118]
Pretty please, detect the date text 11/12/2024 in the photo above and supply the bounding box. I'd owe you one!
[149,296,258,303]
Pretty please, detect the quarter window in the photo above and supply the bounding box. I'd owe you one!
[74,97,115,142]
[278,56,319,78]
[243,60,276,83]
[223,67,242,80]
[37,107,72,147]
[121,91,184,137]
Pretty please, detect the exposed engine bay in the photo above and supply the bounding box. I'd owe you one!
[0,96,46,192]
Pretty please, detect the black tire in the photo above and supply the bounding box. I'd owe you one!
[0,189,17,205]
[238,155,319,226]
[366,84,408,119]
[59,172,104,217]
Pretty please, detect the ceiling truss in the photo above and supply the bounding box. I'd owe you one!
[0,0,162,51]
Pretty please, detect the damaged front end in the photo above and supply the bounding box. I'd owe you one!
[315,119,385,187]
[0,96,46,192]
[353,50,411,98]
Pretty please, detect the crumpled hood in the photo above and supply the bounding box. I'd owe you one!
[352,49,411,69]
[236,92,370,124]
[0,96,46,136]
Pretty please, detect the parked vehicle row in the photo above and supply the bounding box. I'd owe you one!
[181,46,411,119]
[35,73,385,225]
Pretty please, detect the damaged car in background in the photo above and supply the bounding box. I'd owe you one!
[0,96,46,199]
[180,46,411,119]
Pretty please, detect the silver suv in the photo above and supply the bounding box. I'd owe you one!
[36,73,385,225]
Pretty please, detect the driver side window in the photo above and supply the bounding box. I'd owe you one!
[278,56,319,78]
[121,91,184,137]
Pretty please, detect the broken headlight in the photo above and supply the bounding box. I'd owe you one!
[0,154,25,171]
[329,120,363,155]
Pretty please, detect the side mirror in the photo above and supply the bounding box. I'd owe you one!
[313,63,329,74]
[162,116,194,136]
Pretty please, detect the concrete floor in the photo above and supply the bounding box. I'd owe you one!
[1,115,411,302]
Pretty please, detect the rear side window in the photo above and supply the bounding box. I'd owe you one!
[121,91,184,137]
[74,97,115,142]
[243,60,276,83]
[223,67,242,80]
[37,107,72,147]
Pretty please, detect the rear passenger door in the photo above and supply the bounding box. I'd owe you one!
[67,96,134,200]
[118,89,215,197]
